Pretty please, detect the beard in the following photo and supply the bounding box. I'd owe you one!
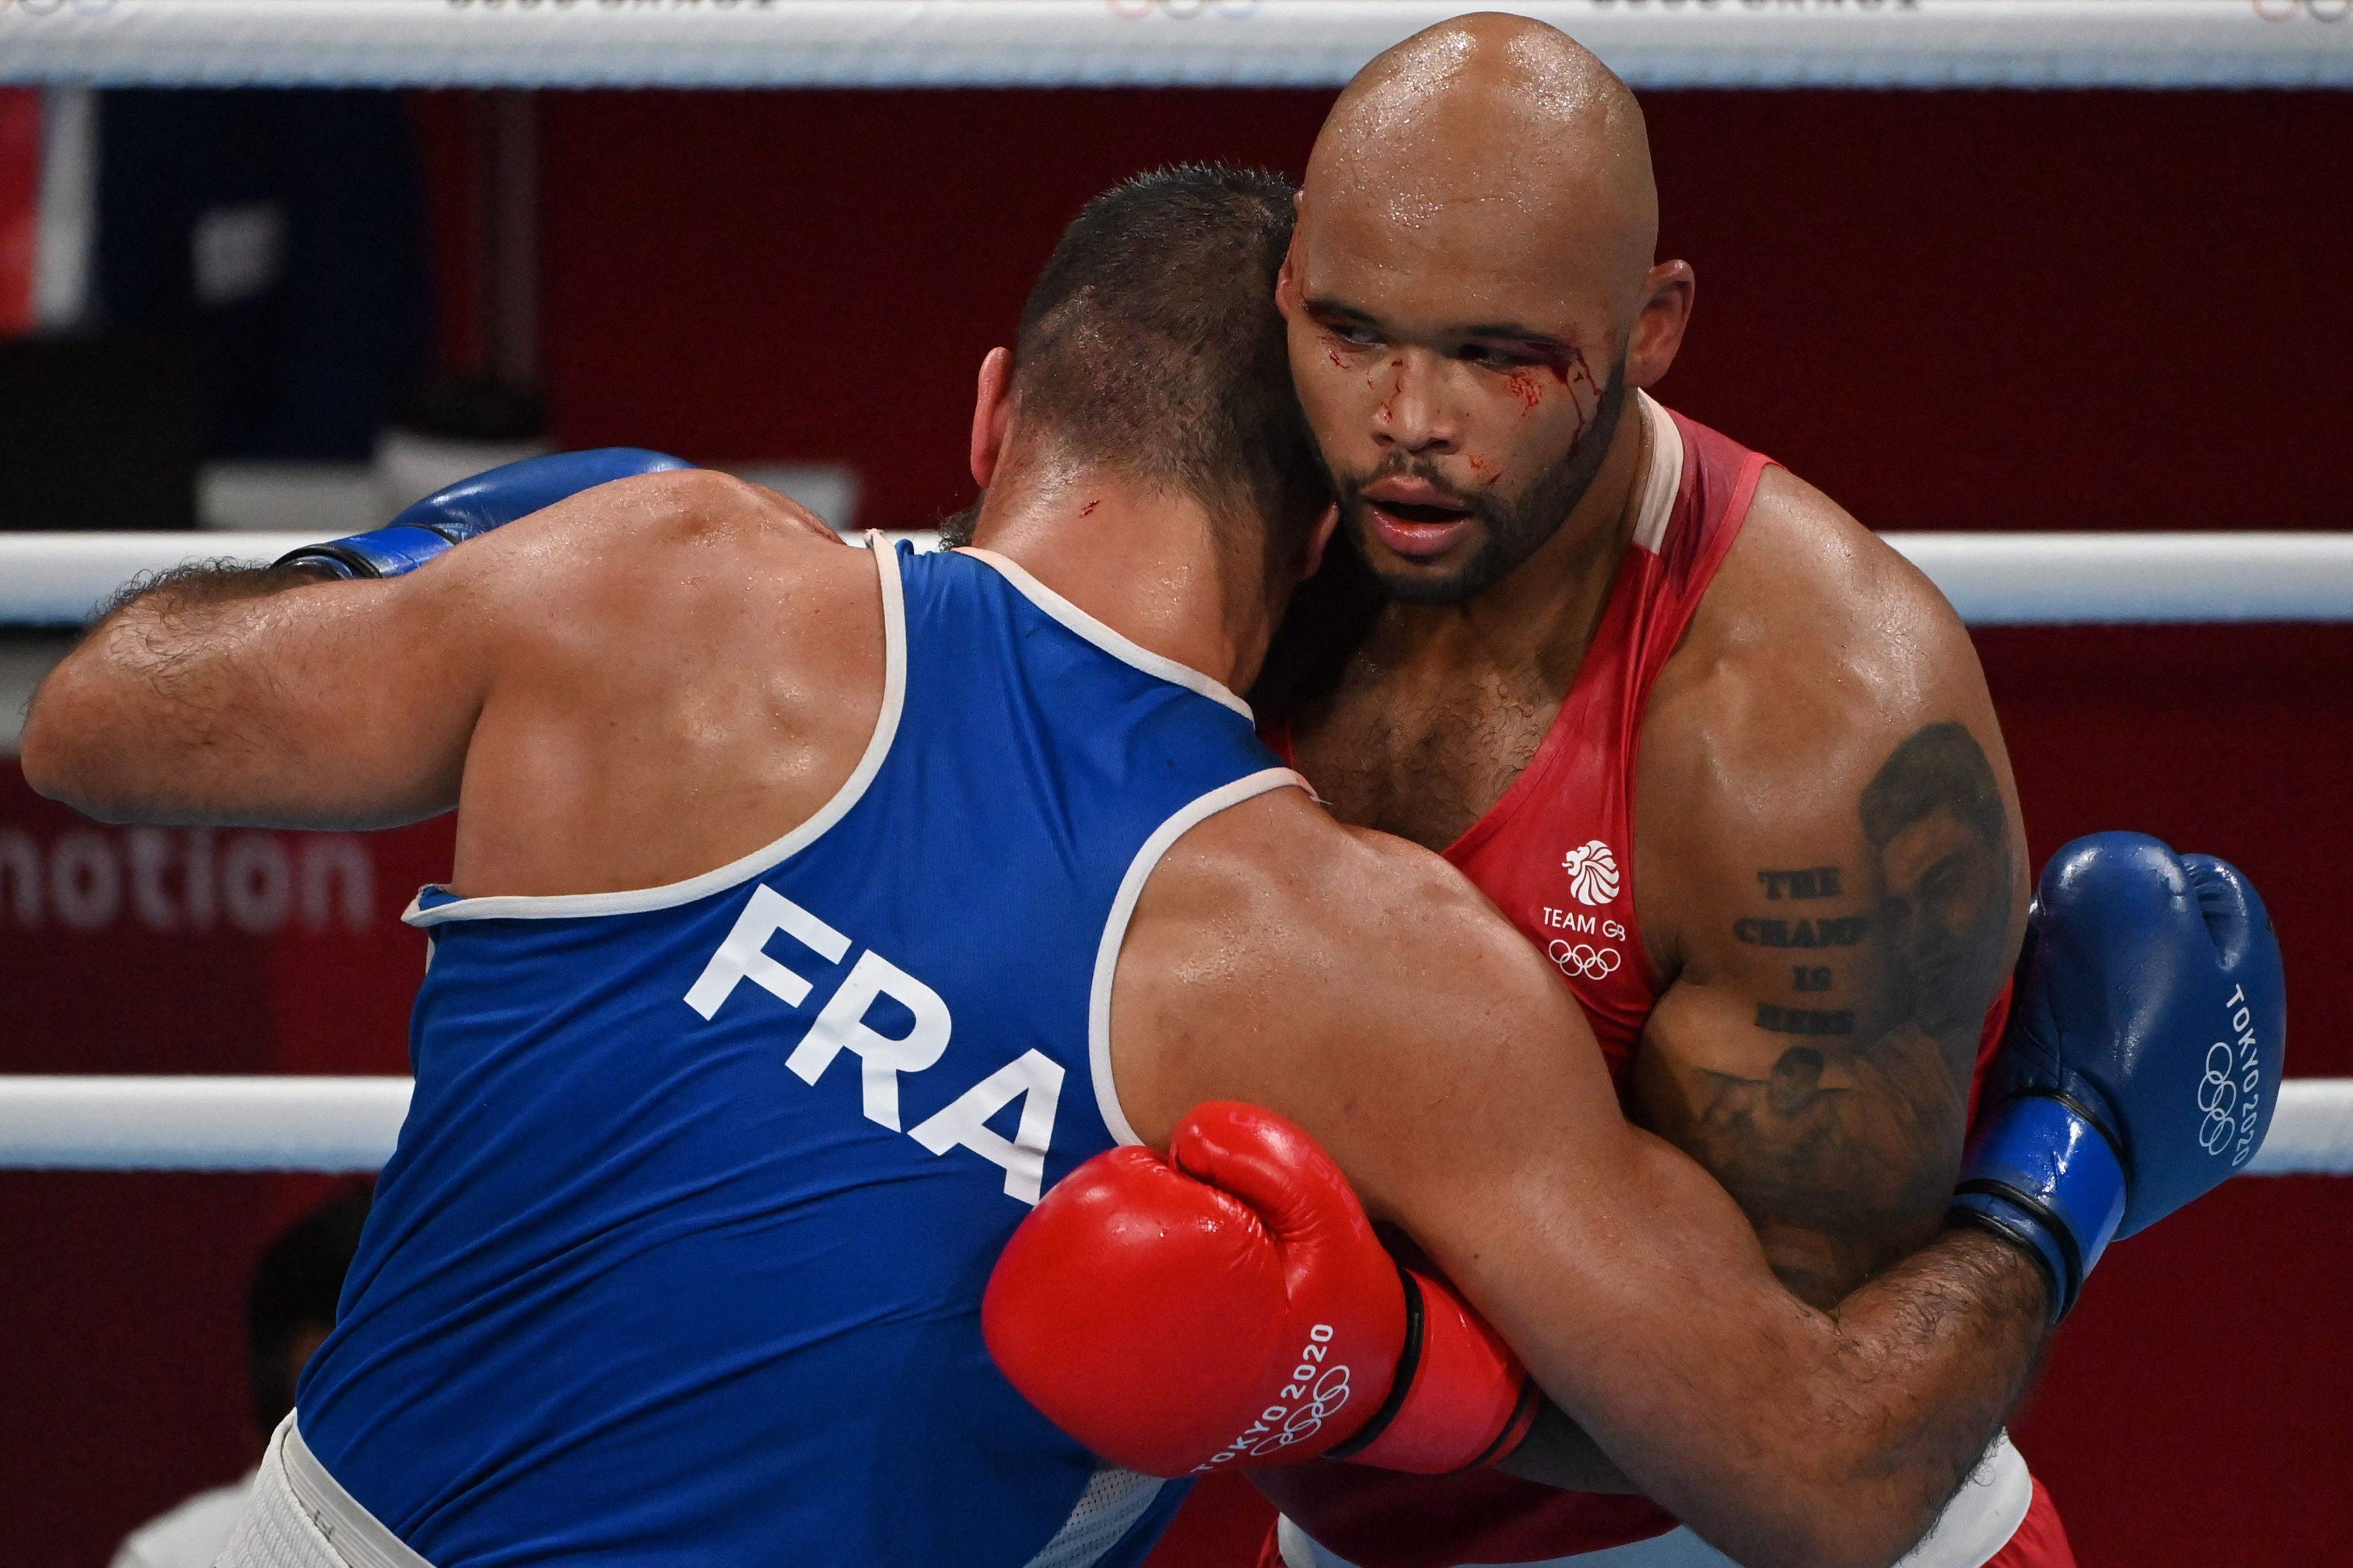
[1335,359,1630,606]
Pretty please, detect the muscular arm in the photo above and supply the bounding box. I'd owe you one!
[1114,787,2045,1568]
[1630,471,2029,1308]
[20,559,483,829]
[22,471,881,906]
[1490,477,2038,1503]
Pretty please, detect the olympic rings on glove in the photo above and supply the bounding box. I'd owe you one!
[1249,1366,1350,1457]
[2200,1041,2242,1155]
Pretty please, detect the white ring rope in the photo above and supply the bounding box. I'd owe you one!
[2247,1079,2353,1177]
[7,532,2353,628]
[0,1076,412,1172]
[0,532,314,626]
[0,1,2348,92]
[1,1074,2345,1174]
[1881,534,2353,627]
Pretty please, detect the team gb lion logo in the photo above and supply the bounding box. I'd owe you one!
[1562,840,1620,906]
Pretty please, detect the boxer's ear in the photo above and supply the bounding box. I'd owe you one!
[970,346,1015,488]
[1275,197,1308,317]
[1627,260,1695,391]
[1300,503,1340,581]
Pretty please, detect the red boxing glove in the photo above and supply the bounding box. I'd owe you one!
[983,1102,1538,1478]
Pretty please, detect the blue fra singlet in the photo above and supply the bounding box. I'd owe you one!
[293,541,1300,1567]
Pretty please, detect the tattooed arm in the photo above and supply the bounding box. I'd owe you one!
[1629,468,2031,1308]
[1494,477,2033,1499]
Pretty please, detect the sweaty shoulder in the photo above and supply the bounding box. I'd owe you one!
[1109,785,1624,1222]
[446,469,888,897]
[1667,464,1978,738]
[1635,464,2024,980]
[475,466,861,641]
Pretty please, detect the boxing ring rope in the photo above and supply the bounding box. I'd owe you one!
[7,531,2353,628]
[0,1,2348,92]
[0,1075,2345,1174]
[0,1078,415,1173]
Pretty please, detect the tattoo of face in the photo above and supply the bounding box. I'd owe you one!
[1657,722,2017,1306]
[1858,722,2016,1056]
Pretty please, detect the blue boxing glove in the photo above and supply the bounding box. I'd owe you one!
[1951,832,2285,1320]
[277,447,690,580]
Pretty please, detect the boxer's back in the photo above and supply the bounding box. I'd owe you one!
[294,539,1296,1567]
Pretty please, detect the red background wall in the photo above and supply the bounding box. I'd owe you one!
[6,86,2347,1565]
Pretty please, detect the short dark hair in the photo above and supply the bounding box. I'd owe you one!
[977,163,1327,552]
[247,1184,371,1436]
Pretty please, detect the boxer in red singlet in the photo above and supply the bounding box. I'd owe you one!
[1152,15,2075,1568]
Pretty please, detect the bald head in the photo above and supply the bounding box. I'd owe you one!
[1306,13,1657,318]
[1279,15,1694,604]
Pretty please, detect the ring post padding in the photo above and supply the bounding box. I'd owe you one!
[0,2,2348,92]
[0,1076,412,1172]
[0,1076,2345,1174]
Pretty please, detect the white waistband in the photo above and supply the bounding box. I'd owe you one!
[1280,1431,2033,1568]
[216,1414,437,1568]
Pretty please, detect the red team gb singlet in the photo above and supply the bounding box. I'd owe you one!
[1221,394,2073,1568]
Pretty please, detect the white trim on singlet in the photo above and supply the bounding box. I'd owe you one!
[1629,390,1685,555]
[1087,767,1308,1148]
[956,548,1255,721]
[402,535,909,927]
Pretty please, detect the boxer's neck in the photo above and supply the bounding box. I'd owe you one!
[969,456,1268,696]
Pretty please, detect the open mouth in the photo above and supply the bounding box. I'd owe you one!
[1372,500,1475,525]
[1364,496,1478,560]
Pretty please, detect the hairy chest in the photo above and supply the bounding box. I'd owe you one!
[1292,665,1565,854]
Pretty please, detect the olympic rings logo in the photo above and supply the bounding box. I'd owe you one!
[2254,0,2350,19]
[1548,941,1622,981]
[2198,1041,2242,1155]
[1249,1365,1351,1457]
[1198,1325,1353,1471]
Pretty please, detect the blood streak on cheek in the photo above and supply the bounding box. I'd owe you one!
[1465,454,1502,485]
[1540,344,1601,452]
[1541,344,1597,392]
[1505,369,1542,412]
[1079,500,1099,517]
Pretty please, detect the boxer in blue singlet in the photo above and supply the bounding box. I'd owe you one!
[24,166,2277,1568]
[293,529,1289,1562]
